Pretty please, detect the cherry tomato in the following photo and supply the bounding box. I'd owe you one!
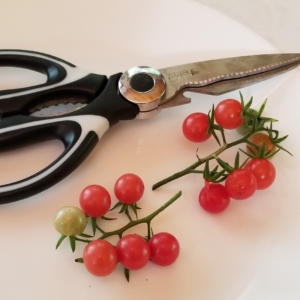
[149,232,180,266]
[214,99,243,129]
[116,234,150,270]
[53,206,87,236]
[182,112,211,143]
[199,181,230,213]
[244,158,276,190]
[225,169,257,200]
[79,185,111,218]
[247,132,276,157]
[114,173,144,204]
[83,240,118,277]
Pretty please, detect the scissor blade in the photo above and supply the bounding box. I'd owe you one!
[158,53,300,107]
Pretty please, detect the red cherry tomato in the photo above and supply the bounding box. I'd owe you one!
[225,169,257,200]
[214,99,243,129]
[244,158,276,190]
[114,173,144,204]
[149,232,180,266]
[79,185,111,218]
[116,234,150,270]
[182,112,211,143]
[83,240,118,277]
[199,181,230,213]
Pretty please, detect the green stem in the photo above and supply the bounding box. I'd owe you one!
[152,125,260,190]
[76,191,182,243]
[152,143,228,190]
[100,191,181,240]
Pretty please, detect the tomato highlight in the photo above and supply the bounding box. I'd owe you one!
[79,185,111,218]
[244,158,276,190]
[83,240,118,277]
[149,232,180,266]
[116,234,150,270]
[225,169,257,200]
[182,112,211,142]
[199,181,230,213]
[114,173,144,204]
[214,99,243,129]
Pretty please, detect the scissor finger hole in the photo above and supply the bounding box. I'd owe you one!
[0,67,47,90]
[0,139,64,185]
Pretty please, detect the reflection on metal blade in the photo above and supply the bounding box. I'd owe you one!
[158,53,300,106]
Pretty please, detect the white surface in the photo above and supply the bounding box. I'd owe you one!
[195,0,300,52]
[0,0,299,299]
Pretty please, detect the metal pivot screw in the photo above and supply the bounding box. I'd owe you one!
[118,66,166,119]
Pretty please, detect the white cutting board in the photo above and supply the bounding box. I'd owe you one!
[0,0,300,299]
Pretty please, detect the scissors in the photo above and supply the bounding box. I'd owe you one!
[0,49,300,204]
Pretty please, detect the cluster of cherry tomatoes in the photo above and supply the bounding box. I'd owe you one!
[83,231,180,277]
[182,99,277,213]
[54,173,180,279]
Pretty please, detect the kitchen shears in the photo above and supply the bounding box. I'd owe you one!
[1,49,300,204]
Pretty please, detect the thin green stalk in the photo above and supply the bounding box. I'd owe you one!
[152,143,228,190]
[152,127,258,190]
[75,191,182,243]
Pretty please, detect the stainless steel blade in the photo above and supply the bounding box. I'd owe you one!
[158,53,300,108]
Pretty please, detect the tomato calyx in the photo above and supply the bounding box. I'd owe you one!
[110,202,141,221]
[153,92,290,191]
[56,191,182,280]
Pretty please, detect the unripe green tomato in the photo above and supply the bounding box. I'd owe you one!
[236,108,257,136]
[54,206,87,236]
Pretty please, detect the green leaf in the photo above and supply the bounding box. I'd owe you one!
[100,216,117,221]
[129,204,138,219]
[244,96,253,111]
[274,134,288,144]
[214,156,233,173]
[124,268,130,282]
[211,165,219,174]
[207,105,215,127]
[239,157,250,168]
[124,208,133,221]
[274,144,293,156]
[211,127,221,146]
[260,116,278,123]
[245,146,257,156]
[203,160,210,180]
[258,141,267,156]
[257,99,267,118]
[210,169,226,182]
[239,91,245,109]
[238,148,255,158]
[69,236,76,252]
[91,217,97,236]
[79,233,94,238]
[265,148,281,159]
[234,152,240,169]
[56,234,67,249]
[119,204,127,214]
[109,202,123,211]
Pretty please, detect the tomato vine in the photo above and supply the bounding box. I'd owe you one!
[152,92,290,190]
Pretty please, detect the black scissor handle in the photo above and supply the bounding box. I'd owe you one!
[0,50,107,117]
[0,73,140,204]
[0,114,109,204]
